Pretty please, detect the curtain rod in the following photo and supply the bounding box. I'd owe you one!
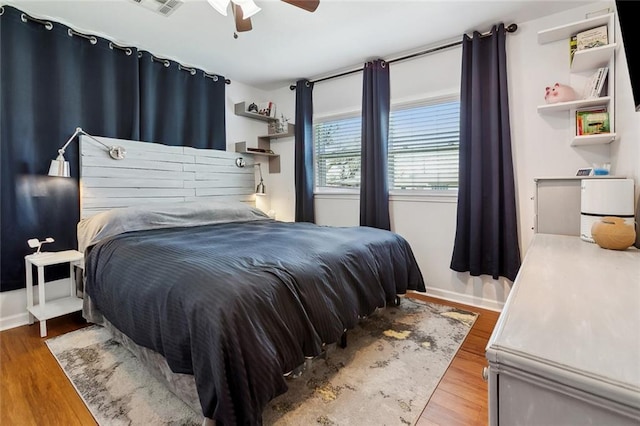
[289,23,517,90]
[15,8,231,85]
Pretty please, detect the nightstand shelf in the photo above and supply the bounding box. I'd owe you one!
[25,249,84,337]
[28,296,83,321]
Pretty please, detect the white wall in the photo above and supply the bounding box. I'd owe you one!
[263,1,640,311]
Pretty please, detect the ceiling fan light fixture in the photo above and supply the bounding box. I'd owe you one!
[233,0,261,19]
[207,0,230,16]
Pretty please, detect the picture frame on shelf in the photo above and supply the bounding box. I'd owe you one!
[576,167,593,177]
[257,102,276,118]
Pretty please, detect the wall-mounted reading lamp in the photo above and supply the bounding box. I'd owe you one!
[235,157,266,195]
[48,127,126,177]
[255,163,265,195]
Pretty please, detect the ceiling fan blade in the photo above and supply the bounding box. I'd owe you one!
[281,0,319,13]
[233,3,252,32]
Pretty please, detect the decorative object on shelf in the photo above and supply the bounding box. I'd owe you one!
[271,114,290,134]
[576,25,608,51]
[246,147,274,154]
[27,237,54,254]
[49,127,126,177]
[544,83,576,104]
[576,167,593,176]
[592,162,611,175]
[247,102,258,113]
[591,216,636,250]
[257,101,276,118]
[254,163,266,195]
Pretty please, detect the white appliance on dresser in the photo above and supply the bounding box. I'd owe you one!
[485,234,640,425]
[580,178,635,242]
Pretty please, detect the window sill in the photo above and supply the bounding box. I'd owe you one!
[390,190,457,203]
[314,190,458,203]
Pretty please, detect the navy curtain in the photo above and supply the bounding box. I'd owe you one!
[139,51,226,149]
[0,6,226,292]
[294,79,315,223]
[450,24,521,281]
[360,59,391,230]
[0,6,140,291]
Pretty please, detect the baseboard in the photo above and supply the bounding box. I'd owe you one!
[422,288,504,312]
[0,278,71,332]
[0,312,30,332]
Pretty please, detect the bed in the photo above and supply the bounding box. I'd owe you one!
[77,136,426,425]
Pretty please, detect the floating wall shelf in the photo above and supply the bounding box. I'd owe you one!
[537,97,611,113]
[234,102,277,123]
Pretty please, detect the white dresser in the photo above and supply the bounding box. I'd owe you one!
[486,234,640,425]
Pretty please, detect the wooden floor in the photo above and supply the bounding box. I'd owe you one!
[0,295,499,425]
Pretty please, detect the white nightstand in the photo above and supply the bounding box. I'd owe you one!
[25,250,84,337]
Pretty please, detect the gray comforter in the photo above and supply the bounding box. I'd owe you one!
[82,204,425,425]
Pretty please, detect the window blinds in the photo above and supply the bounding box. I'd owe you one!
[314,97,460,191]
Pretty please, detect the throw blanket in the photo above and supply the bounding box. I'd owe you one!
[84,220,425,425]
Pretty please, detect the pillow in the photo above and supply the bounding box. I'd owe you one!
[77,200,269,253]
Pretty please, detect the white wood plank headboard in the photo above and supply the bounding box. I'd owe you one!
[79,135,255,219]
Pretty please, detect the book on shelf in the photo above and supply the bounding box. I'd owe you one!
[576,108,610,136]
[576,25,608,51]
[594,67,608,97]
[582,67,608,99]
[569,35,577,65]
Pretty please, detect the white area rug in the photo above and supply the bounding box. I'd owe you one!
[46,298,477,425]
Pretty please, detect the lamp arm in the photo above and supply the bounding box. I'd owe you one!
[57,127,82,154]
[257,163,263,180]
[58,127,112,154]
[57,127,126,161]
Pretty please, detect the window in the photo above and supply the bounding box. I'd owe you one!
[314,115,362,188]
[314,96,460,191]
[389,98,460,191]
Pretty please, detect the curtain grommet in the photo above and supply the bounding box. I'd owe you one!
[0,6,5,16]
[68,28,97,44]
[109,42,133,56]
[21,13,53,30]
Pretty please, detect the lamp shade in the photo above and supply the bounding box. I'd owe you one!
[48,153,70,177]
[207,0,230,15]
[234,0,261,19]
[256,180,266,195]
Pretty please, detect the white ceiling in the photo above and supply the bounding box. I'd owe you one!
[6,0,590,90]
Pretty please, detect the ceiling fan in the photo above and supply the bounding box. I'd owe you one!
[207,0,319,35]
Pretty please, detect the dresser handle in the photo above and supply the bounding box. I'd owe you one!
[482,366,489,381]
